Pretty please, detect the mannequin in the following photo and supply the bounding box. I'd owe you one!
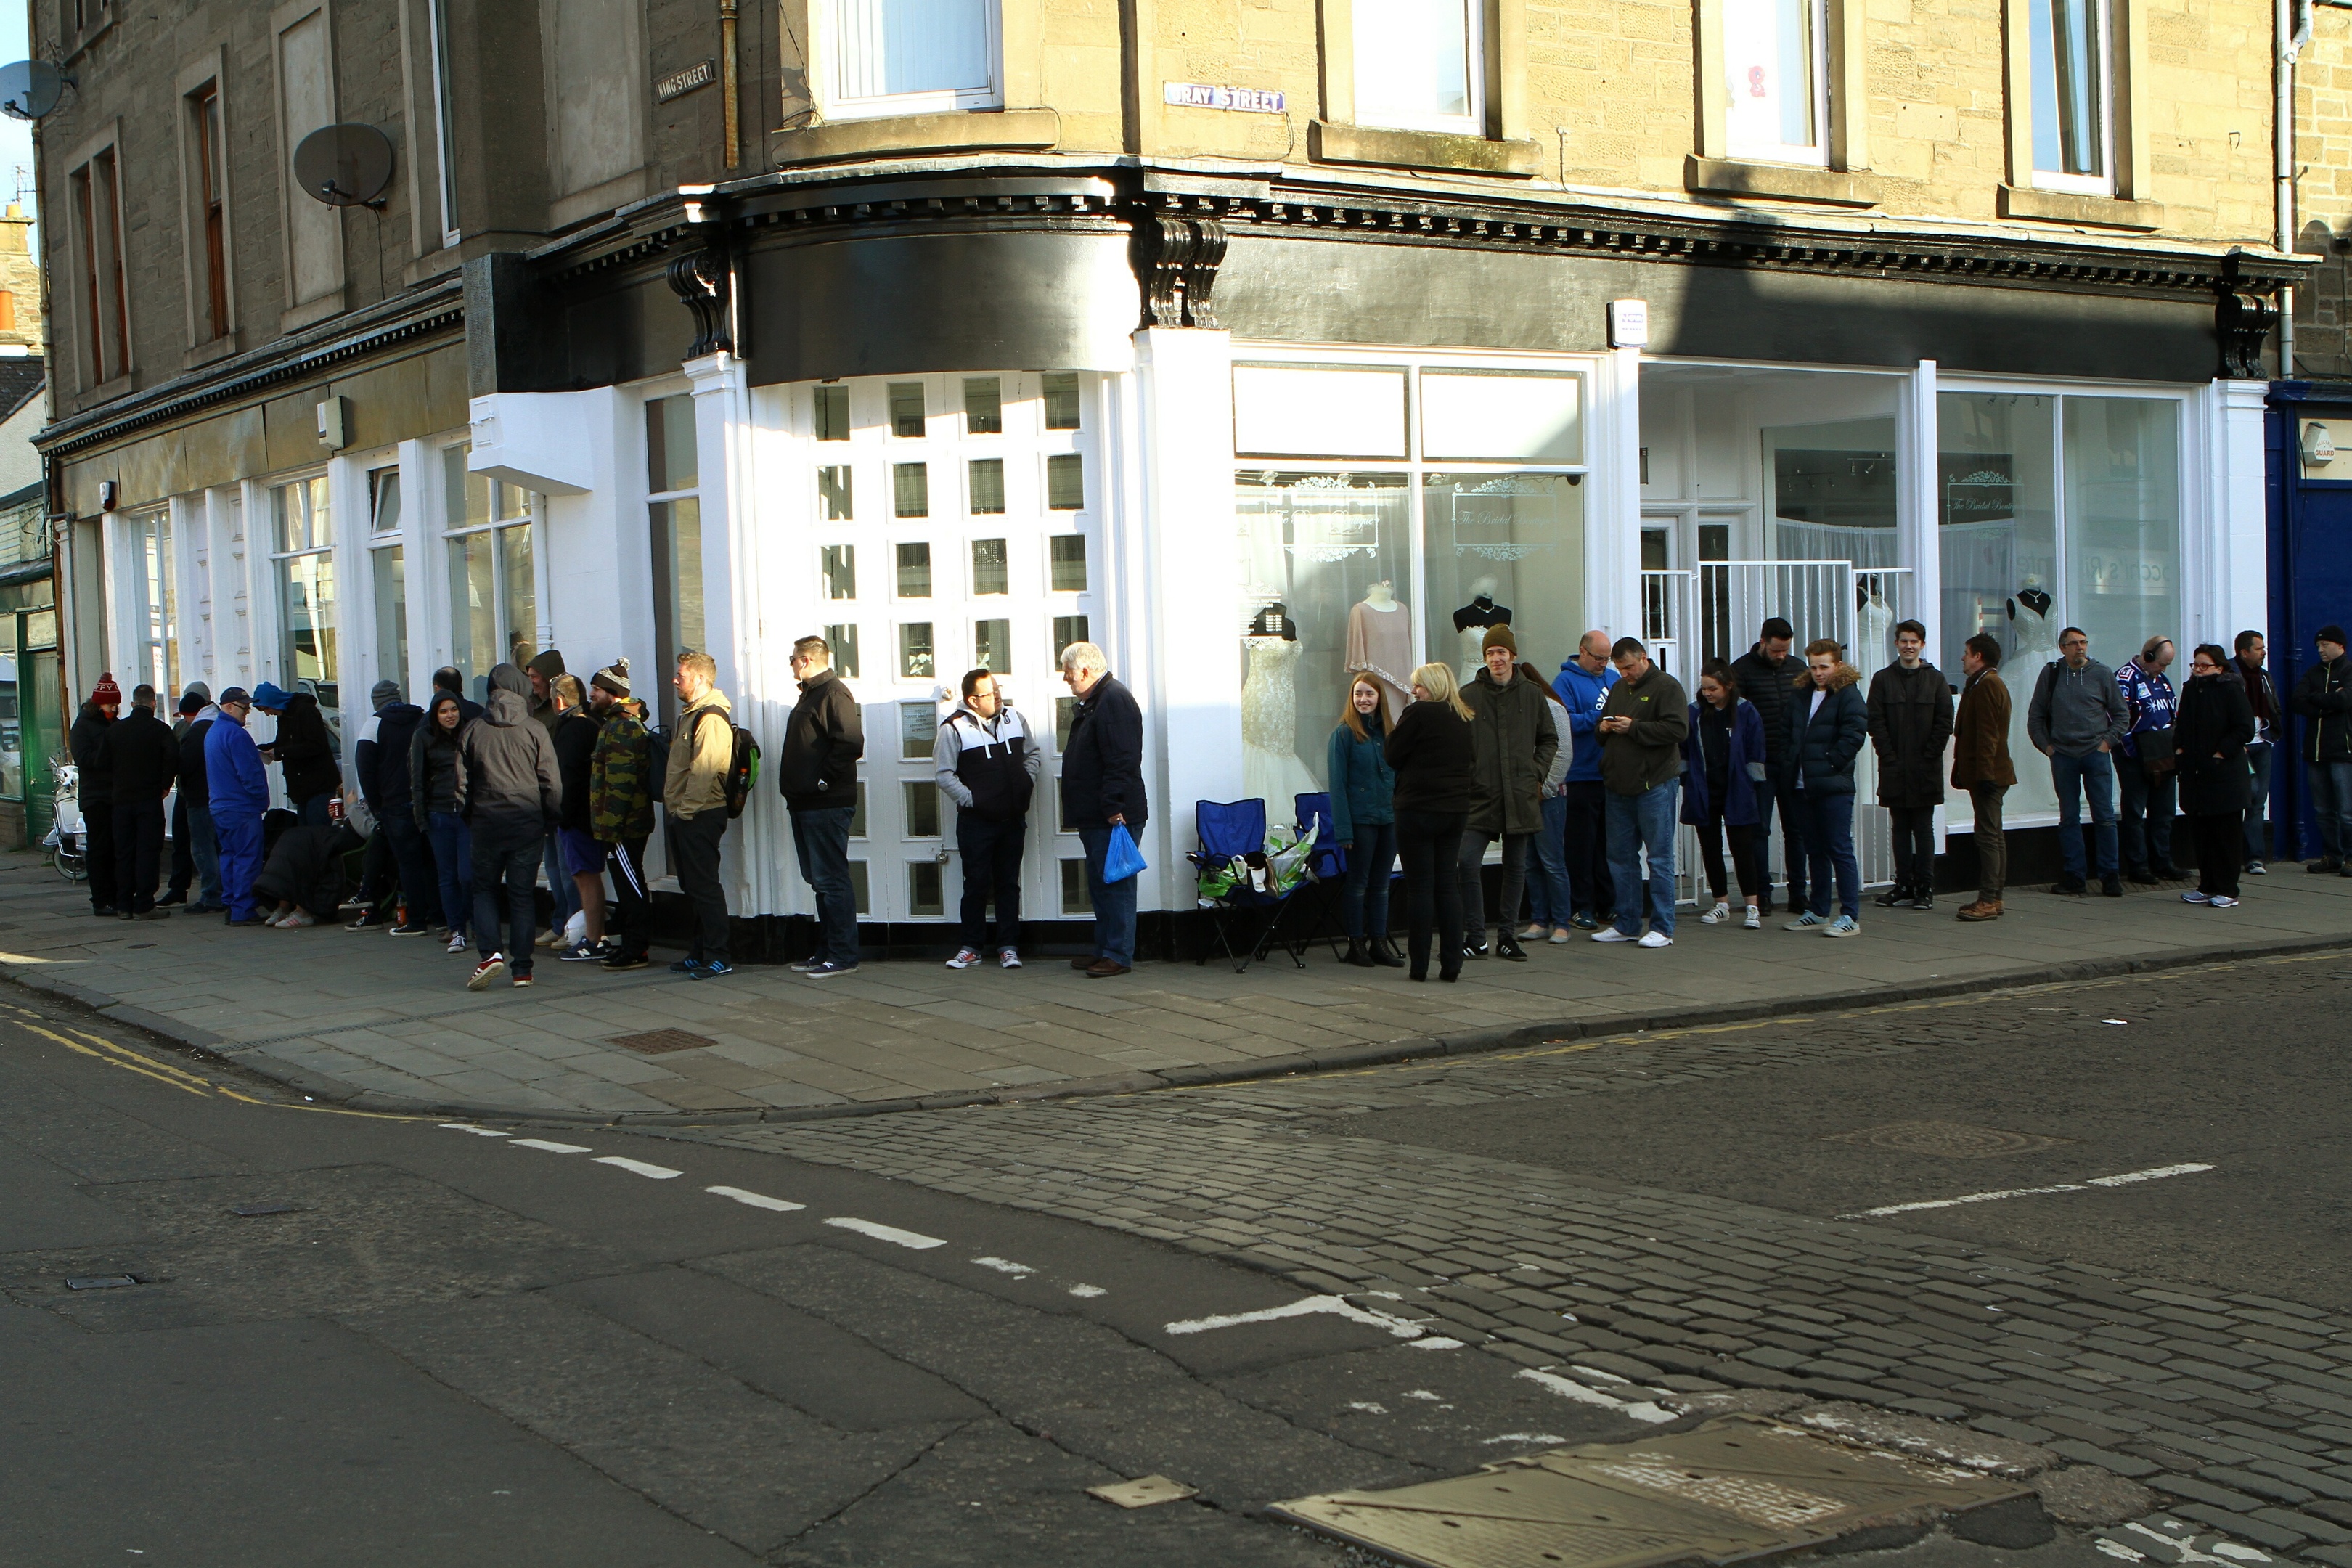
[2006,578,2056,663]
[1244,608,1318,809]
[1453,578,1511,680]
[1249,602,1297,640]
[1346,580,1413,723]
[1855,581,1895,678]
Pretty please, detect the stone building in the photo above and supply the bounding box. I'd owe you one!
[33,0,2308,947]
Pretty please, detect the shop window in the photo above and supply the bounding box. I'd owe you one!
[1722,0,1829,167]
[2030,0,2112,192]
[1052,616,1088,661]
[127,510,180,700]
[899,701,937,759]
[370,467,403,534]
[1421,475,1582,678]
[964,377,1002,435]
[975,618,1011,672]
[823,0,1001,119]
[446,445,540,701]
[1765,424,1898,568]
[899,623,935,679]
[826,622,862,678]
[969,459,1005,515]
[271,477,338,716]
[848,859,871,915]
[1046,454,1083,510]
[971,539,1008,595]
[1354,0,1482,134]
[373,544,408,690]
[896,542,931,597]
[1042,372,1081,430]
[889,381,927,437]
[2064,398,2178,679]
[1049,534,1088,592]
[850,780,868,836]
[908,860,944,917]
[823,544,857,600]
[820,466,853,520]
[1059,858,1092,912]
[894,463,929,518]
[1055,696,1077,750]
[815,383,852,440]
[903,782,940,836]
[645,396,703,716]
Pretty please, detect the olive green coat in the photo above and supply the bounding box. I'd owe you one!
[1464,666,1560,835]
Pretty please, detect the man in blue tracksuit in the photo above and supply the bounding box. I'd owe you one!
[205,687,270,925]
[1553,630,1621,928]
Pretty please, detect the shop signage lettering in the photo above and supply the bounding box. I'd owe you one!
[1163,81,1286,114]
[657,59,716,104]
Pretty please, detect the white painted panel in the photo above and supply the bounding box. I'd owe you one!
[1232,366,1408,460]
[546,0,643,197]
[1421,371,1582,465]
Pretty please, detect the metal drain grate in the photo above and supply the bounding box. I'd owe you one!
[1822,1120,2070,1158]
[606,1029,716,1055]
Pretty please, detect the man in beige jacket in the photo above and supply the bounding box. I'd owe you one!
[663,651,737,977]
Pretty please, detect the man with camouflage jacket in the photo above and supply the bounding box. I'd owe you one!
[587,658,657,971]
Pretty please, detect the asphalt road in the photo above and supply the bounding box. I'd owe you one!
[1338,951,2352,1309]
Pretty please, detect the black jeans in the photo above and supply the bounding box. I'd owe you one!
[1559,780,1613,919]
[668,809,732,965]
[110,800,166,914]
[1456,829,1530,942]
[606,836,653,958]
[956,812,1026,952]
[2191,812,2242,900]
[1767,766,1808,908]
[1888,805,1937,895]
[470,822,544,974]
[83,799,118,912]
[1395,808,1467,980]
[1697,809,1761,900]
[168,792,193,896]
[2118,754,2177,873]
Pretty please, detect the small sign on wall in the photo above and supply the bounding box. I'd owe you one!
[657,59,716,104]
[1164,81,1286,114]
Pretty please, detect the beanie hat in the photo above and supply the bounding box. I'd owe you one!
[217,686,250,708]
[252,681,290,711]
[177,693,204,717]
[370,679,402,711]
[91,673,121,706]
[527,648,567,681]
[591,656,631,697]
[182,681,211,703]
[1481,625,1519,656]
[2320,625,2348,647]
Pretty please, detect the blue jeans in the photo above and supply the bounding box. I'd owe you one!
[1796,791,1861,919]
[2245,741,2273,862]
[2051,748,2120,882]
[471,822,544,973]
[1527,793,1574,926]
[790,806,857,964]
[1079,825,1140,967]
[427,811,474,936]
[186,802,223,910]
[2310,759,2352,861]
[1340,820,1397,940]
[1604,780,1678,939]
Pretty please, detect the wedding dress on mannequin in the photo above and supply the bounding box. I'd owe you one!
[1243,608,1319,809]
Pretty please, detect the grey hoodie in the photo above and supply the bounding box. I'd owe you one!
[453,663,562,832]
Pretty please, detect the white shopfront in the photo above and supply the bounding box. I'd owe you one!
[103,325,2266,925]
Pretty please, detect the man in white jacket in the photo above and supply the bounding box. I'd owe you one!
[933,669,1043,971]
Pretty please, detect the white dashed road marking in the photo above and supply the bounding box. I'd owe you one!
[594,1156,682,1180]
[1164,1294,1433,1339]
[1068,1284,1106,1298]
[825,1217,947,1250]
[972,1257,1035,1277]
[441,1124,510,1137]
[510,1138,592,1154]
[1844,1161,2216,1218]
[1516,1368,1678,1424]
[707,1185,806,1212]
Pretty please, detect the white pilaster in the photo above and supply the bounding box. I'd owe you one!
[2209,378,2271,648]
[1900,359,1940,651]
[1589,345,1644,642]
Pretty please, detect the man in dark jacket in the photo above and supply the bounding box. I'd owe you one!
[1058,640,1147,978]
[1866,619,1955,910]
[454,663,562,989]
[1592,637,1689,947]
[176,693,224,912]
[68,674,122,916]
[1458,626,1558,963]
[254,682,340,825]
[105,684,180,919]
[2234,630,2282,875]
[587,658,657,972]
[549,674,608,959]
[432,665,484,726]
[161,685,208,906]
[364,682,437,934]
[778,634,866,978]
[2293,624,2352,873]
[1729,618,1803,915]
[1951,634,2016,922]
[523,650,578,944]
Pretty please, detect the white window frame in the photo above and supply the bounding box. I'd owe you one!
[438,443,543,694]
[113,507,180,701]
[267,471,339,714]
[2027,0,2115,196]
[1352,0,1486,136]
[1720,0,1832,168]
[819,0,1004,122]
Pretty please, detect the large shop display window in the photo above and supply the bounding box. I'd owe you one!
[271,476,338,722]
[1232,361,1586,805]
[786,371,1095,923]
[1938,391,2180,822]
[126,507,181,701]
[444,446,540,703]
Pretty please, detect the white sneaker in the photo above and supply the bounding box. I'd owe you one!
[2209,895,2240,908]
[1822,916,1861,938]
[1591,927,1636,943]
[1700,902,1730,926]
[946,946,984,969]
[446,931,469,955]
[2181,890,2210,905]
[1547,928,1572,944]
[1638,930,1673,949]
[1743,906,1762,930]
[1784,912,1824,931]
[999,948,1023,968]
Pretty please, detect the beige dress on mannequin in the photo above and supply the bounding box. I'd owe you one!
[1346,596,1413,724]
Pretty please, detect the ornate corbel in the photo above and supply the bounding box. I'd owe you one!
[2216,290,2280,380]
[666,225,734,359]
[1132,200,1227,330]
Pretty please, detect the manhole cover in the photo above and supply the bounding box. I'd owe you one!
[606,1029,715,1055]
[1823,1121,2070,1159]
[1273,1416,2033,1568]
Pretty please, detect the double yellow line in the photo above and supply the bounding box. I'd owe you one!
[0,1001,419,1120]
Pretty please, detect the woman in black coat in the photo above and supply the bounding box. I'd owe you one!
[2175,643,2258,907]
[1383,661,1478,984]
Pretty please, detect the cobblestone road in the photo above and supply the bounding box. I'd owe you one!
[666,952,2352,1564]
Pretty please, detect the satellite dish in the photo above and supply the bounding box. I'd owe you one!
[292,123,395,209]
[0,60,70,121]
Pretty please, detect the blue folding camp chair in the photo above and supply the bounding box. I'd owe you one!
[1188,798,1304,973]
[1292,792,1351,960]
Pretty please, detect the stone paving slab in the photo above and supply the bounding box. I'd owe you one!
[1,848,2348,1124]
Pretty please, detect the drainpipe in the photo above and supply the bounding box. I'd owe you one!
[2279,0,2312,375]
[721,0,741,170]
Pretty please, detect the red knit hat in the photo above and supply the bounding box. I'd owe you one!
[91,673,122,706]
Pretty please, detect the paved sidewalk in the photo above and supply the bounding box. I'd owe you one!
[0,849,2345,1122]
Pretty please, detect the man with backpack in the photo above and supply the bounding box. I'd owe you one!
[665,650,746,979]
[777,634,865,979]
